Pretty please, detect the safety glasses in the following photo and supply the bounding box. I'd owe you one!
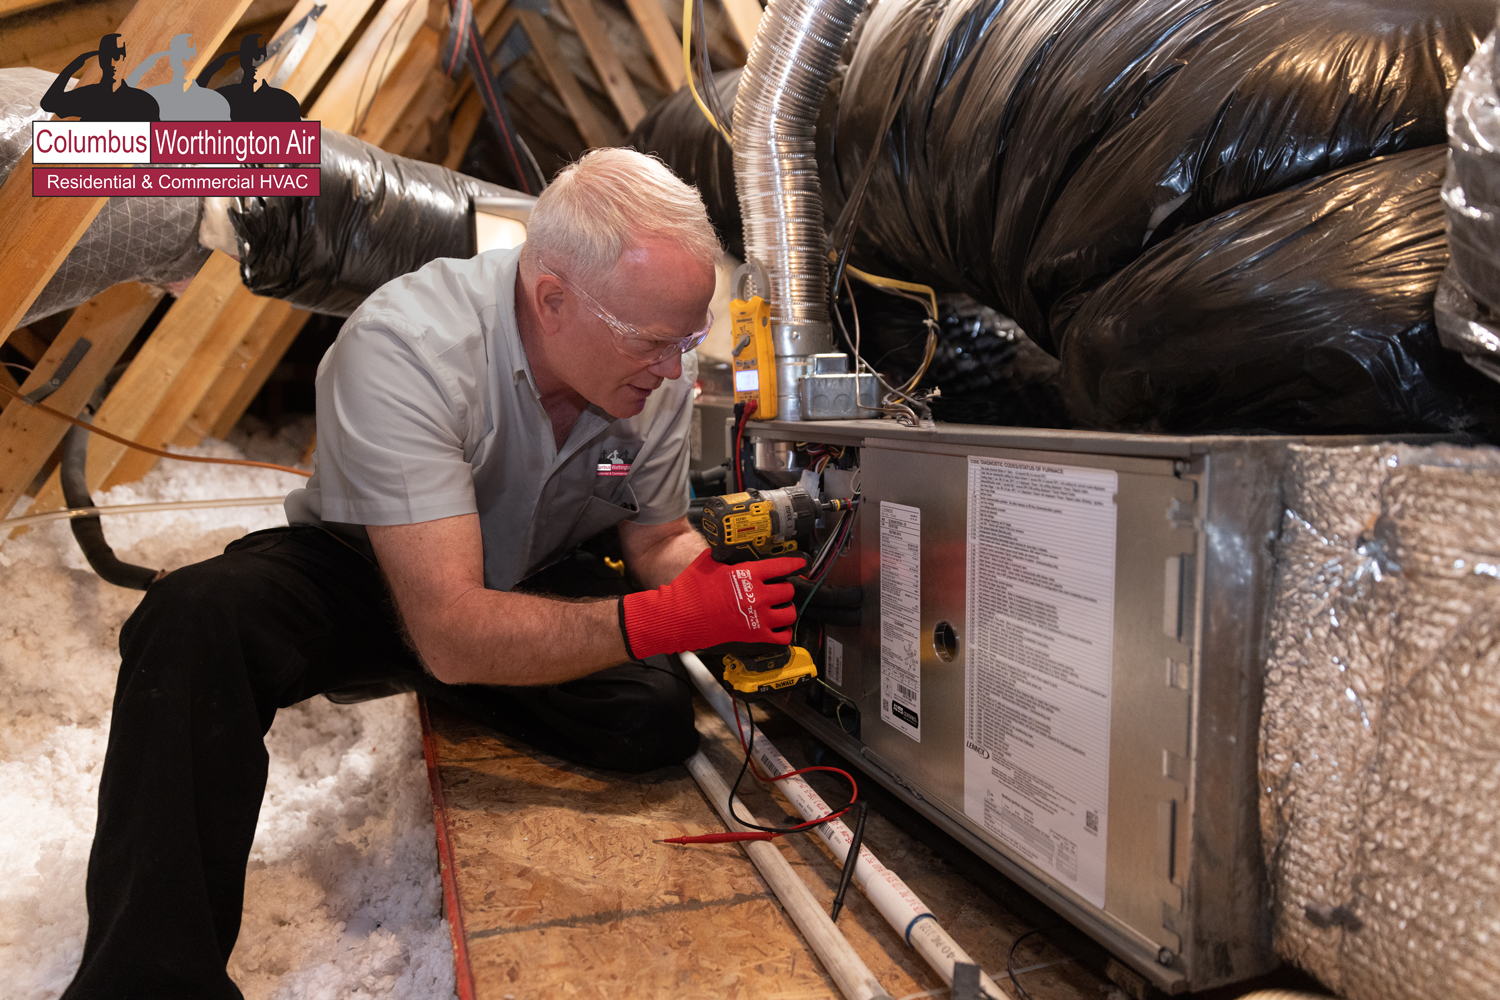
[536,256,712,364]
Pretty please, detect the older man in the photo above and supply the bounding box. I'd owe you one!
[63,149,803,999]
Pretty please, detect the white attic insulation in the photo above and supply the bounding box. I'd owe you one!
[0,424,457,1000]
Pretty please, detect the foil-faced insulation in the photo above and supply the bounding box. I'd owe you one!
[0,68,210,326]
[1262,442,1500,999]
[1439,23,1500,385]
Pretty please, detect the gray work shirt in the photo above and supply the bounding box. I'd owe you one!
[285,246,697,591]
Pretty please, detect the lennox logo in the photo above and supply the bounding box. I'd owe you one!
[965,740,991,759]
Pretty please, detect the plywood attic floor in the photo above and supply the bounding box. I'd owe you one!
[422,695,1112,1000]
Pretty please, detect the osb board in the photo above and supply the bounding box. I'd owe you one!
[425,695,1108,1000]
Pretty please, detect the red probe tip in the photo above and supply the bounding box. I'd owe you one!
[656,832,779,845]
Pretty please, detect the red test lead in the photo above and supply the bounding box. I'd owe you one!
[655,832,779,845]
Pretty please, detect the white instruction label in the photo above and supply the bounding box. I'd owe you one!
[963,456,1117,907]
[825,636,844,687]
[879,502,922,741]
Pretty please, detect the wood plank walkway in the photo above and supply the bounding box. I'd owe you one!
[422,694,1109,1000]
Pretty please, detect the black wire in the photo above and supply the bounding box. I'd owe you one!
[1006,926,1061,1000]
[353,0,417,136]
[805,503,853,579]
[727,694,857,835]
[826,8,936,302]
[809,501,857,582]
[694,0,732,141]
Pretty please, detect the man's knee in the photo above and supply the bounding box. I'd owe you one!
[575,659,698,772]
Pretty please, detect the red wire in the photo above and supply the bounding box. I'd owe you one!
[731,692,857,832]
[733,398,756,492]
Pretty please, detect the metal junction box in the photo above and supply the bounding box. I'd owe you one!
[741,418,1434,994]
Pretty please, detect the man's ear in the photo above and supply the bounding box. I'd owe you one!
[533,275,567,333]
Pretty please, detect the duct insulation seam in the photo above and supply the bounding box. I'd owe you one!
[680,651,1006,998]
[1261,441,1500,1000]
[732,0,865,419]
[0,68,209,326]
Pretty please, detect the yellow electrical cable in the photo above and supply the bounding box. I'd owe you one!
[684,0,734,146]
[843,262,938,324]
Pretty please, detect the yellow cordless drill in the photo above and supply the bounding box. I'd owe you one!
[699,486,855,694]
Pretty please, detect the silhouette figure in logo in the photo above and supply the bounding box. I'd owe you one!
[41,34,160,122]
[125,33,231,121]
[197,34,301,122]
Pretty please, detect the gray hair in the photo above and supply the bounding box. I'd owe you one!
[519,148,721,292]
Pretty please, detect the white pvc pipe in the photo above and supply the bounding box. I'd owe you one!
[684,750,893,1000]
[681,651,1008,1000]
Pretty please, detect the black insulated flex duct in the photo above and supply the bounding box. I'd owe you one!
[631,0,1500,434]
[59,374,163,591]
[228,129,530,317]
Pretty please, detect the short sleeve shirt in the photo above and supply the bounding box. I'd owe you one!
[284,246,697,591]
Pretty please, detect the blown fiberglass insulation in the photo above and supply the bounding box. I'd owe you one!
[0,423,456,1000]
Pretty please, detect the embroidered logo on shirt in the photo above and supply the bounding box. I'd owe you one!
[597,447,632,477]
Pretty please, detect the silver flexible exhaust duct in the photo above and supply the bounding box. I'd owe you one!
[732,0,866,420]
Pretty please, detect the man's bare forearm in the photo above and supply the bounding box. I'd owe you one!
[632,529,707,589]
[409,586,629,687]
[620,516,707,590]
[370,516,632,688]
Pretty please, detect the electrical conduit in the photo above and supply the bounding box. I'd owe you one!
[685,750,893,1000]
[680,651,1008,999]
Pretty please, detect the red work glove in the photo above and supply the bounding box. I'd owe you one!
[620,549,804,659]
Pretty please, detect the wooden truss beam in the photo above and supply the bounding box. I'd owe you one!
[0,282,164,520]
[719,0,763,53]
[555,0,646,130]
[624,0,687,92]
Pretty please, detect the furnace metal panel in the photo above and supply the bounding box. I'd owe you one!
[743,419,1445,994]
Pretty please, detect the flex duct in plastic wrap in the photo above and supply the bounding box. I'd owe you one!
[1438,25,1500,385]
[630,69,742,259]
[632,0,1497,433]
[1059,147,1489,434]
[1262,443,1500,999]
[831,0,1490,351]
[0,68,209,326]
[228,129,524,317]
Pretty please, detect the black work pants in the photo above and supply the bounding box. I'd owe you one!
[61,525,697,1000]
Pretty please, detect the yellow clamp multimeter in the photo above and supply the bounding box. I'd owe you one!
[730,260,777,419]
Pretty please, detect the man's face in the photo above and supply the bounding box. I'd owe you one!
[543,239,715,419]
